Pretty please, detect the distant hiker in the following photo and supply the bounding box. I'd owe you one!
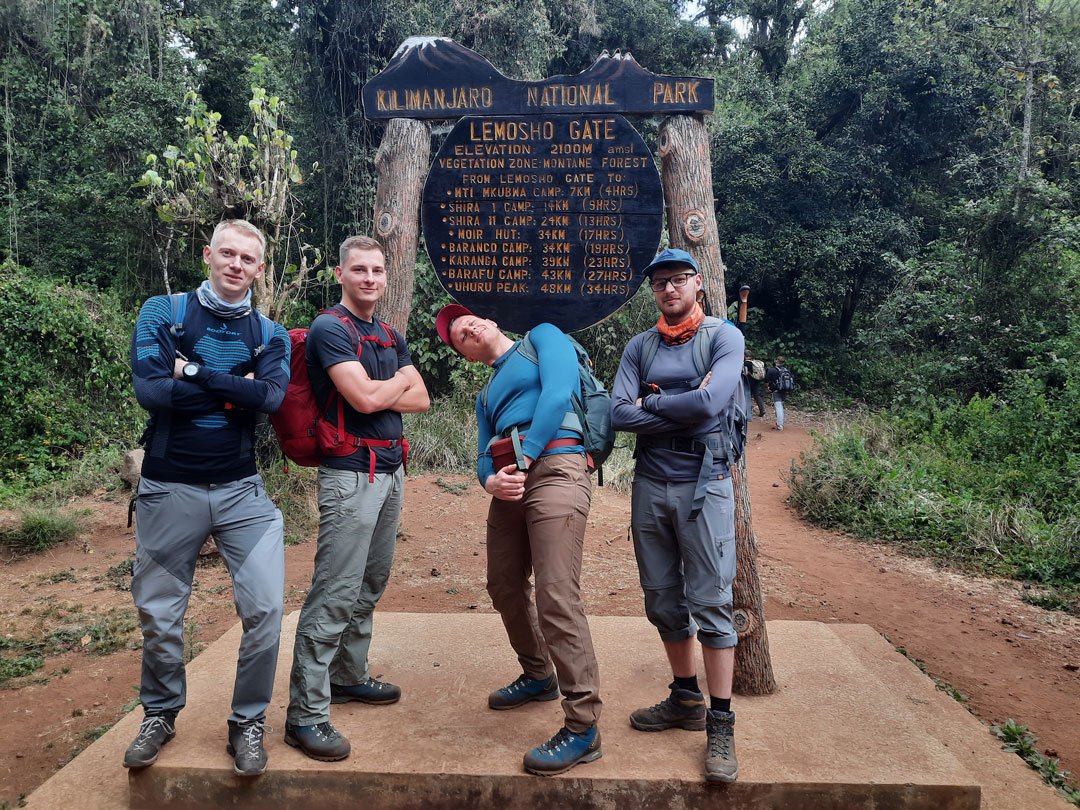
[611,248,744,784]
[765,356,795,432]
[285,236,429,762]
[126,219,289,777]
[743,349,766,418]
[435,304,603,777]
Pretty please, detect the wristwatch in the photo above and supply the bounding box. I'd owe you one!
[182,362,200,379]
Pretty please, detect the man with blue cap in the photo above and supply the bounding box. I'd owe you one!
[611,247,745,783]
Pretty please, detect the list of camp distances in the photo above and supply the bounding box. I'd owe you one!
[422,114,663,334]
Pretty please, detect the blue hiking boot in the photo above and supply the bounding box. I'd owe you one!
[330,677,401,705]
[523,725,602,776]
[488,672,559,710]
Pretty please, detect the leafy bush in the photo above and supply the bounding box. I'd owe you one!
[0,263,141,490]
[789,372,1080,596]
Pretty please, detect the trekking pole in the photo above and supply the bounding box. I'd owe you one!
[738,285,750,330]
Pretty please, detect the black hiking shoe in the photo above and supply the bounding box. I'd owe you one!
[284,721,351,762]
[705,709,738,783]
[122,715,176,768]
[330,677,401,705]
[629,686,706,731]
[227,720,268,777]
[488,672,559,710]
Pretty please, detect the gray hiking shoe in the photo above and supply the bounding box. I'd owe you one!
[227,720,268,777]
[629,687,706,731]
[122,715,176,768]
[284,721,351,762]
[705,709,738,783]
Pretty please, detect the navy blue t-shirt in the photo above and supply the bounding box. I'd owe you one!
[306,306,413,473]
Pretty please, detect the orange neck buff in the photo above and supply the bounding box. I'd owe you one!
[656,302,705,345]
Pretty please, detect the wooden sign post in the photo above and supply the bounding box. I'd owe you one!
[363,37,775,693]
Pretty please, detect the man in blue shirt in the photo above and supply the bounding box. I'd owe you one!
[126,219,290,777]
[436,304,602,776]
[611,248,745,783]
[285,236,429,762]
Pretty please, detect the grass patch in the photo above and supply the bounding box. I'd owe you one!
[0,653,45,685]
[434,477,469,496]
[102,558,134,591]
[404,394,478,472]
[40,569,77,584]
[788,415,1080,605]
[0,508,83,553]
[993,719,1080,805]
[894,646,970,706]
[1021,588,1080,615]
[258,451,318,546]
[0,602,139,680]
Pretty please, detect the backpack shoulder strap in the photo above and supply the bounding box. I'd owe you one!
[637,328,662,382]
[517,332,538,365]
[250,310,274,357]
[169,292,188,338]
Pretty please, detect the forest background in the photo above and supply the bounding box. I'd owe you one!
[0,0,1078,611]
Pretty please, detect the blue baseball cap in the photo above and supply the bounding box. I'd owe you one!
[642,247,700,277]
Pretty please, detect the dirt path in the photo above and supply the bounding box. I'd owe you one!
[2,415,1078,805]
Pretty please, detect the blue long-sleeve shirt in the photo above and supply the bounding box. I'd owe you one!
[611,318,744,482]
[131,291,290,483]
[475,322,583,485]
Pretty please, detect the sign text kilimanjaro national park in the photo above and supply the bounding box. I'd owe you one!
[363,38,715,333]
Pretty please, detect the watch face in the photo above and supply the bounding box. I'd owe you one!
[183,362,198,377]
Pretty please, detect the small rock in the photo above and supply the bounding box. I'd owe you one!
[433,662,440,668]
[772,482,780,488]
[466,604,478,610]
[430,567,441,577]
[1064,663,1078,672]
[879,567,887,574]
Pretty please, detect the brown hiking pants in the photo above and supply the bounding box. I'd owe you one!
[485,452,602,732]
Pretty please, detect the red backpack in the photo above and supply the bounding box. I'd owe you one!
[270,308,407,477]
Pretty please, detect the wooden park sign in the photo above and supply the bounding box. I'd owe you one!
[363,37,712,334]
[363,39,776,696]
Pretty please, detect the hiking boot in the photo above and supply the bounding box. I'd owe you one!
[284,722,351,762]
[523,726,602,776]
[629,686,706,732]
[488,672,559,710]
[330,677,401,705]
[226,720,268,777]
[122,715,176,768]
[705,709,738,783]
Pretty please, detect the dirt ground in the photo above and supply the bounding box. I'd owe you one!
[2,412,1078,806]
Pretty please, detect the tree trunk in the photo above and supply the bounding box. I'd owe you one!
[730,458,777,694]
[372,118,430,336]
[658,114,777,695]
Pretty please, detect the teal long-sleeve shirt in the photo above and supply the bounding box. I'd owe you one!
[475,322,584,485]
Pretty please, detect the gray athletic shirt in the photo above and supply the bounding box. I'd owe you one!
[611,319,745,482]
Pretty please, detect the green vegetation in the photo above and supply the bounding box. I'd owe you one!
[0,509,83,554]
[790,395,1080,608]
[993,720,1080,806]
[0,603,138,687]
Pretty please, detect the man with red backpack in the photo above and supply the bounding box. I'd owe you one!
[285,236,429,761]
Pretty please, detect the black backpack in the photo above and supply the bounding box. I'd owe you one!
[776,366,796,392]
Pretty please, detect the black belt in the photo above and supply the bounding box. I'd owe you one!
[636,433,729,520]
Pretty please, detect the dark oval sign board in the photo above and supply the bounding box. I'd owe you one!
[422,114,663,334]
[364,36,714,119]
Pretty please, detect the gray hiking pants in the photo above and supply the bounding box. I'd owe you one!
[287,466,403,726]
[132,475,285,725]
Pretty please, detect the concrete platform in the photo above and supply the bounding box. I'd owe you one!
[27,614,1068,809]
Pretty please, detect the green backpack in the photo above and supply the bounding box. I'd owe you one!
[481,331,616,483]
